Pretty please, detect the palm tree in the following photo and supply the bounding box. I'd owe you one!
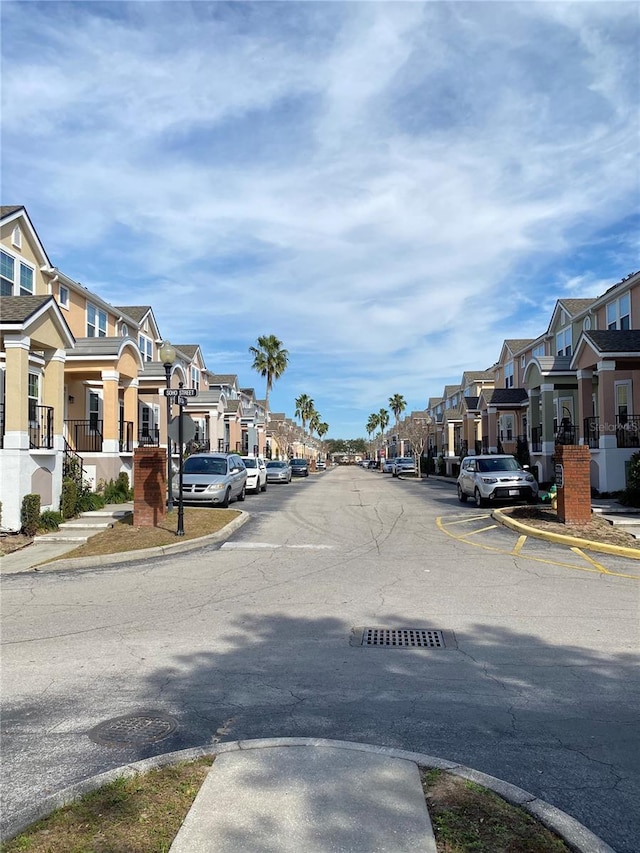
[389,394,406,428]
[249,335,289,415]
[308,408,321,439]
[295,394,315,433]
[378,408,389,437]
[366,413,379,440]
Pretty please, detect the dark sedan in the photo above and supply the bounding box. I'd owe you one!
[290,458,309,477]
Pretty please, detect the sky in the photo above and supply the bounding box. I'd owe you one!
[2,1,639,438]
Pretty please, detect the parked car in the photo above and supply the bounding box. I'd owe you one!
[457,454,538,508]
[266,459,292,483]
[316,459,327,470]
[290,458,309,477]
[392,457,416,477]
[174,452,247,508]
[382,458,395,473]
[241,456,267,494]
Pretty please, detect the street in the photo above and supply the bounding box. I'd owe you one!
[1,466,638,851]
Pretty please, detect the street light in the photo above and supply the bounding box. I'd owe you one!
[159,340,176,511]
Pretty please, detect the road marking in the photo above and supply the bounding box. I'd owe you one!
[436,515,640,580]
[512,535,527,555]
[460,524,499,537]
[444,514,492,526]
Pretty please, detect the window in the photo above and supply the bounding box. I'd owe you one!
[583,316,591,331]
[533,343,545,358]
[606,293,630,330]
[28,373,39,422]
[87,304,107,337]
[521,355,526,368]
[1,249,34,296]
[59,285,69,308]
[89,391,100,431]
[121,323,129,338]
[191,366,200,390]
[504,361,514,388]
[139,334,153,362]
[556,327,571,357]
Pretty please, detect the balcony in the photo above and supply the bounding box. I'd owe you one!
[65,419,103,453]
[138,426,160,447]
[616,415,640,448]
[584,417,599,449]
[555,420,578,446]
[531,427,542,452]
[119,420,133,453]
[29,405,54,449]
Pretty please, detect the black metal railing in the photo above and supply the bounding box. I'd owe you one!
[616,414,640,448]
[29,405,54,449]
[0,403,4,449]
[584,417,599,449]
[138,426,160,446]
[63,437,86,482]
[531,426,542,452]
[481,436,489,453]
[65,419,103,453]
[218,439,226,452]
[119,420,133,453]
[555,422,579,445]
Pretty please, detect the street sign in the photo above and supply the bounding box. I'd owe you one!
[163,388,197,397]
[168,414,197,444]
[554,463,564,489]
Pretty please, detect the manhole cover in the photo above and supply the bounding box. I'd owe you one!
[89,712,178,747]
[352,628,456,648]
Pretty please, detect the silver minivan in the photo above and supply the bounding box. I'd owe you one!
[174,452,247,508]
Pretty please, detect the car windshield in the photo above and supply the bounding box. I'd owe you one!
[291,460,306,466]
[476,458,521,473]
[183,457,227,476]
[267,461,286,468]
[243,459,257,468]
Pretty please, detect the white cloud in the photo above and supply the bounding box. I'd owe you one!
[2,1,638,435]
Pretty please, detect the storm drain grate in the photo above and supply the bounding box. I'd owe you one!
[358,628,449,648]
[89,712,177,747]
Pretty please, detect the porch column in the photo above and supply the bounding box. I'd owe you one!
[447,421,455,456]
[487,406,498,453]
[529,389,541,436]
[123,377,138,445]
[3,334,30,448]
[576,369,593,446]
[102,370,120,452]
[43,349,66,448]
[465,413,475,453]
[540,384,555,455]
[596,361,617,449]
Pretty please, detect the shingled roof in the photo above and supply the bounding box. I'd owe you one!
[0,295,53,322]
[558,298,596,316]
[583,330,640,354]
[485,388,529,405]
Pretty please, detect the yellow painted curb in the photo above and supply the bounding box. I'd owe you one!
[493,508,640,561]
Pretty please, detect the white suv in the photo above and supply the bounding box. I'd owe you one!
[241,456,267,494]
[392,457,416,477]
[457,455,538,508]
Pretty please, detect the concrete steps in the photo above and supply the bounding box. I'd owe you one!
[591,501,640,539]
[33,504,133,545]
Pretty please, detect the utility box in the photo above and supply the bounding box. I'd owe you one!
[554,445,591,525]
[133,447,166,527]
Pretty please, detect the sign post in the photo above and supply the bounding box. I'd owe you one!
[165,385,198,537]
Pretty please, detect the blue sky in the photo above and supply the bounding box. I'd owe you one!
[2,1,639,438]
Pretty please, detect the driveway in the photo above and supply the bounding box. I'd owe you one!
[1,466,638,851]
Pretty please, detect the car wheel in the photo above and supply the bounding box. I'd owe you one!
[474,488,486,508]
[527,496,538,505]
[237,484,246,502]
[261,482,267,492]
[457,484,468,503]
[220,488,231,508]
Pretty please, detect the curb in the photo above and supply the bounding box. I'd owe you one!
[29,511,250,573]
[494,507,640,560]
[0,737,616,852]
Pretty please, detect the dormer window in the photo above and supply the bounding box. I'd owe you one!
[504,361,514,388]
[59,285,69,308]
[87,303,107,337]
[138,334,153,361]
[191,366,200,390]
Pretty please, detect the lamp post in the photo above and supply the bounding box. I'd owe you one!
[159,340,176,511]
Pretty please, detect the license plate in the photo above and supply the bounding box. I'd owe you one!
[508,489,519,496]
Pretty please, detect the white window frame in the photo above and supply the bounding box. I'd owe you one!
[28,372,40,424]
[607,293,631,331]
[556,327,571,357]
[533,343,545,358]
[12,226,21,249]
[139,334,153,362]
[1,248,35,296]
[87,303,107,337]
[504,361,514,389]
[59,285,69,308]
[191,366,200,390]
[615,380,632,421]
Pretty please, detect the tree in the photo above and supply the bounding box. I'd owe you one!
[377,408,389,437]
[295,394,315,433]
[366,413,379,441]
[401,412,433,477]
[316,421,329,459]
[388,394,406,428]
[249,335,289,415]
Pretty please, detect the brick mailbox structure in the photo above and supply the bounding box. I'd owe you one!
[554,444,591,525]
[133,447,166,527]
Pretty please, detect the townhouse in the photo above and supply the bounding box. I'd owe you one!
[0,206,291,530]
[424,271,640,493]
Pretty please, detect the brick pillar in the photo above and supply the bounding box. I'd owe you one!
[555,445,591,525]
[133,447,166,527]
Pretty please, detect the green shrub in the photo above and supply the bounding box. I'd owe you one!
[21,494,41,537]
[38,510,63,532]
[61,478,78,519]
[76,489,106,512]
[100,472,132,504]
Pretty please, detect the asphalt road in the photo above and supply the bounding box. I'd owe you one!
[1,466,638,851]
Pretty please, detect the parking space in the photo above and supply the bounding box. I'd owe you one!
[436,509,640,581]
